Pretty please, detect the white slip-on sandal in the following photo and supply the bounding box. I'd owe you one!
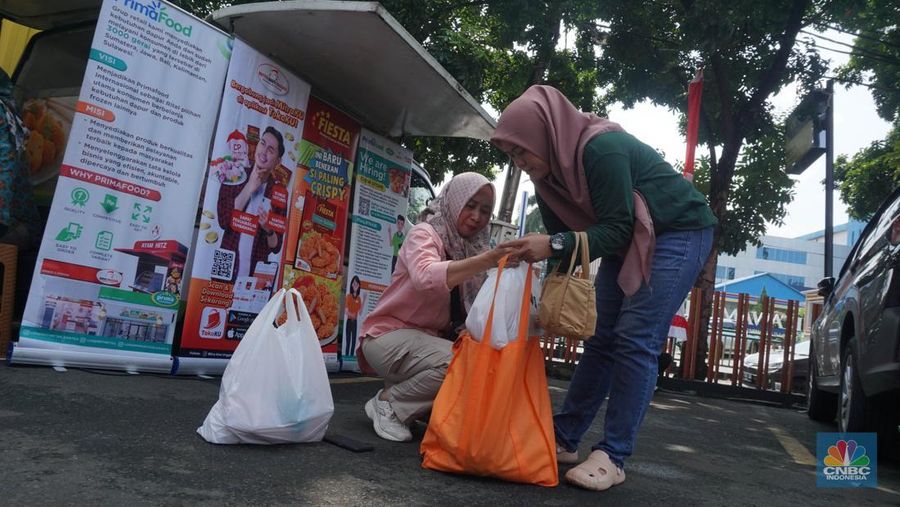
[564,450,626,491]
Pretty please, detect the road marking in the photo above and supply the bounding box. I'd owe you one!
[767,425,816,466]
[877,485,899,496]
[329,376,380,384]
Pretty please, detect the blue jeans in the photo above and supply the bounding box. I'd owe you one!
[554,227,713,468]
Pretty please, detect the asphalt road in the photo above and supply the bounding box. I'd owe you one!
[0,364,897,505]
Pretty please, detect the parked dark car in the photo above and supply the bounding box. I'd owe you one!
[742,340,809,394]
[807,187,900,456]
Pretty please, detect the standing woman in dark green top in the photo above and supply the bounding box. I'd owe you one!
[496,85,716,492]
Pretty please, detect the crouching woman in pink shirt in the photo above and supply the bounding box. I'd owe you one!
[358,172,512,442]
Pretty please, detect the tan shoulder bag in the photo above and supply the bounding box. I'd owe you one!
[537,232,596,339]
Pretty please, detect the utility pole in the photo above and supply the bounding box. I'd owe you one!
[497,162,519,223]
[825,79,834,278]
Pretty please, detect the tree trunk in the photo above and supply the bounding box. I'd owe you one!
[691,137,740,378]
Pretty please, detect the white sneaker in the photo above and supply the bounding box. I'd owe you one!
[364,389,412,442]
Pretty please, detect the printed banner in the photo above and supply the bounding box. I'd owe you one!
[281,97,359,371]
[12,0,231,371]
[341,130,413,371]
[178,39,310,364]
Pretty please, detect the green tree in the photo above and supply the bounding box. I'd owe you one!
[830,0,900,219]
[587,0,843,376]
[523,195,546,234]
[834,0,900,122]
[382,0,615,191]
[834,125,900,219]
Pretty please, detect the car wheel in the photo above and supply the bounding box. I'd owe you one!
[839,338,867,432]
[807,350,837,422]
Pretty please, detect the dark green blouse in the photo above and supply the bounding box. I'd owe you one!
[538,131,717,263]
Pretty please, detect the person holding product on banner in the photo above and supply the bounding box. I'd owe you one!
[0,70,40,245]
[387,214,406,274]
[343,275,367,358]
[358,172,515,442]
[494,85,716,492]
[217,126,286,281]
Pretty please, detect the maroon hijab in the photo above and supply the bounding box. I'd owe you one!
[491,85,625,230]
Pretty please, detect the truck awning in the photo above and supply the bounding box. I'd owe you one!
[211,1,496,140]
[0,0,100,30]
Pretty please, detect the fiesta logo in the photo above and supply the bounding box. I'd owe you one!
[120,0,193,37]
[257,64,289,95]
[314,111,352,146]
[816,433,877,488]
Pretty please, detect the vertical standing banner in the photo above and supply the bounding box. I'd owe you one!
[683,69,703,182]
[176,39,311,374]
[341,130,413,372]
[280,97,360,371]
[12,0,231,371]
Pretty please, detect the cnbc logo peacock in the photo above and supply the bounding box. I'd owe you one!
[821,439,871,481]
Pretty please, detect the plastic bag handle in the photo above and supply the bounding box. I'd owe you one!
[241,288,288,339]
[478,255,508,346]
[284,289,301,326]
[287,288,313,329]
[479,255,535,348]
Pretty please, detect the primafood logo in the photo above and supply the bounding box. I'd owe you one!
[816,433,877,488]
[257,64,290,96]
[119,0,194,37]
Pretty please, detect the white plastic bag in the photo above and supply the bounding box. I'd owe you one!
[198,288,334,444]
[465,263,541,349]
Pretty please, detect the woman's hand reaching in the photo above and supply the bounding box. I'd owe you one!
[502,234,552,264]
[480,243,519,268]
[446,244,517,290]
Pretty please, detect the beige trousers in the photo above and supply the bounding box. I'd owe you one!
[361,329,453,425]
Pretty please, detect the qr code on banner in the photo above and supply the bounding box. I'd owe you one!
[357,196,370,217]
[211,249,235,281]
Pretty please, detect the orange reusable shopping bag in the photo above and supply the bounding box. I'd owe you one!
[420,259,558,487]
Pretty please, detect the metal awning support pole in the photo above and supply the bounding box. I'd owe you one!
[825,79,834,278]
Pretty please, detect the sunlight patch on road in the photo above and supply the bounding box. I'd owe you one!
[649,401,688,411]
[664,443,697,454]
[767,425,816,466]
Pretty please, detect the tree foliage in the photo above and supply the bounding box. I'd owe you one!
[834,124,900,220]
[523,195,546,235]
[382,0,615,183]
[833,0,900,123]
[830,0,900,218]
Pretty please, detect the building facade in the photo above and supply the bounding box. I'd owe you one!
[714,220,866,291]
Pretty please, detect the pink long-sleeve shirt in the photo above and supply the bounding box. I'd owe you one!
[358,223,452,362]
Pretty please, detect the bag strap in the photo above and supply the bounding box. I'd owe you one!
[563,232,581,277]
[577,231,591,280]
[517,263,534,339]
